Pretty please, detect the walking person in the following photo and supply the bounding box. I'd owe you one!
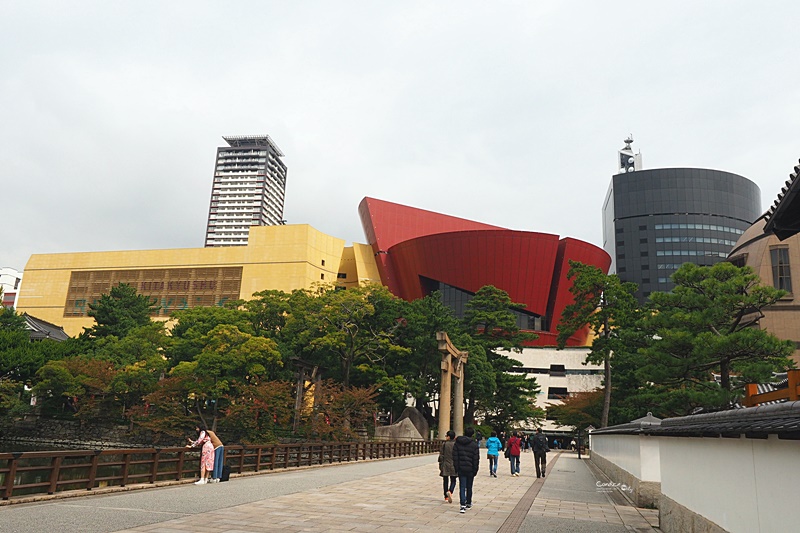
[206,428,225,482]
[485,431,502,477]
[438,430,457,503]
[532,427,550,478]
[506,431,522,476]
[186,425,215,485]
[453,427,480,514]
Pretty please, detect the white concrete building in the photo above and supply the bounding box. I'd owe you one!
[506,346,603,432]
[1,267,22,308]
[205,135,288,247]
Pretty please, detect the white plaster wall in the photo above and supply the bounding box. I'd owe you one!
[639,436,660,482]
[660,435,798,533]
[590,434,643,479]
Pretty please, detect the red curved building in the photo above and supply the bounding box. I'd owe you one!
[359,198,611,346]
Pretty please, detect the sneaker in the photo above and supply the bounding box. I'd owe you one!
[194,479,206,485]
[460,507,466,514]
[446,491,452,503]
[466,504,472,509]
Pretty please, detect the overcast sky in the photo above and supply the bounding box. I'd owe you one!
[3,1,800,272]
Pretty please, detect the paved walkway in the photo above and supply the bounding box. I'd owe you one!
[1,451,659,532]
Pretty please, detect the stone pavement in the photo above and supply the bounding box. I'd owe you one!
[1,451,659,532]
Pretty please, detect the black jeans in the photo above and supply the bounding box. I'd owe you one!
[442,475,456,497]
[534,451,547,477]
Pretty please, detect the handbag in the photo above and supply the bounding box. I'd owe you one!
[504,448,510,459]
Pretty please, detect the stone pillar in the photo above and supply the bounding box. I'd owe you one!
[453,364,464,437]
[438,353,452,439]
[437,332,468,438]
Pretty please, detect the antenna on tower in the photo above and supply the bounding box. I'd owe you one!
[618,135,642,173]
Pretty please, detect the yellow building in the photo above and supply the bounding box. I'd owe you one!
[17,225,380,337]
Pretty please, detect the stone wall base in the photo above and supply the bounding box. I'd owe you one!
[659,494,730,533]
[0,416,182,449]
[590,451,660,508]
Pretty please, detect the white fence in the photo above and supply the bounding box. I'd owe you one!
[590,419,799,533]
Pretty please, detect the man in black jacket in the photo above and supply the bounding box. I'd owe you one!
[452,427,480,513]
[532,427,550,478]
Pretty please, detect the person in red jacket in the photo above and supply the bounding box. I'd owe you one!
[506,431,522,476]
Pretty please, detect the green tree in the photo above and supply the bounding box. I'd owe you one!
[0,306,27,330]
[461,285,539,426]
[167,305,253,365]
[84,283,159,339]
[171,324,283,428]
[92,322,171,368]
[391,293,460,418]
[33,357,118,420]
[0,332,41,383]
[284,285,409,387]
[241,289,292,338]
[0,379,31,418]
[638,262,794,413]
[353,363,408,421]
[557,261,640,427]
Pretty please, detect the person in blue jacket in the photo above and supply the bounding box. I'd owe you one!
[484,431,502,478]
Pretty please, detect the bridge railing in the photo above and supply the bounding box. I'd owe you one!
[0,440,440,501]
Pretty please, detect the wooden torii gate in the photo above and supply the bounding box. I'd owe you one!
[437,331,468,438]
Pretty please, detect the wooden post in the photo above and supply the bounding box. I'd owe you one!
[48,456,62,494]
[121,453,131,487]
[149,449,160,484]
[3,453,22,500]
[87,450,102,490]
[176,449,186,480]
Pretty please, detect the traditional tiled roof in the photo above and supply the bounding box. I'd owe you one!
[22,313,70,341]
[589,412,661,435]
[763,159,800,240]
[590,402,800,439]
